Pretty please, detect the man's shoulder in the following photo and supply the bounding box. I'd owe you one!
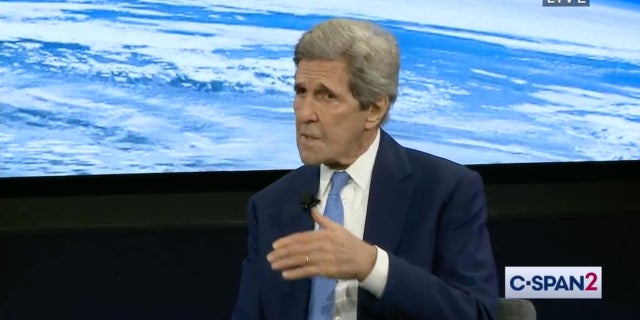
[251,164,317,203]
[380,130,473,177]
[403,146,477,184]
[378,130,479,189]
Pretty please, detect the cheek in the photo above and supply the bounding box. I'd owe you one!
[324,125,350,151]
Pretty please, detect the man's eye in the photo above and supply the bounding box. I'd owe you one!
[322,92,336,100]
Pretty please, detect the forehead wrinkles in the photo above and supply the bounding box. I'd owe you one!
[295,61,350,93]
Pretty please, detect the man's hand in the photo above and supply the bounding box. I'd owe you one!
[267,208,377,281]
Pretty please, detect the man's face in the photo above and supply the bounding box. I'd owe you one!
[294,59,379,168]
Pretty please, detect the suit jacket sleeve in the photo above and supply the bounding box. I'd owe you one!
[379,170,498,319]
[231,197,264,319]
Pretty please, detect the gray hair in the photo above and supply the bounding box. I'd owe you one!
[293,18,400,124]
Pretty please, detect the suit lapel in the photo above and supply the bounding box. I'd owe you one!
[282,165,319,236]
[277,165,319,319]
[363,130,413,253]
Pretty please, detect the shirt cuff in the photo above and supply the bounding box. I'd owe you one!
[359,246,389,298]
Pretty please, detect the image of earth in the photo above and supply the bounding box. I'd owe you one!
[1,0,638,177]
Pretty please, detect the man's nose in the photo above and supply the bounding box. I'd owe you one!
[294,97,318,122]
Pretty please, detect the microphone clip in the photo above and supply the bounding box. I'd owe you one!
[300,192,320,210]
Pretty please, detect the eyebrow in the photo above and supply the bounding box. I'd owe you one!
[316,84,336,95]
[294,82,338,96]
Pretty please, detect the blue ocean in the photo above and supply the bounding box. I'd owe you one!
[1,0,639,177]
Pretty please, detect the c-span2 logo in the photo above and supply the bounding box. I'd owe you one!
[505,267,602,299]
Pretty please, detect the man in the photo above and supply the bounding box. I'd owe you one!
[232,18,498,319]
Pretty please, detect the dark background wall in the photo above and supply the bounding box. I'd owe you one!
[1,160,639,319]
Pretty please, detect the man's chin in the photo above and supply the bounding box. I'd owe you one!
[297,150,324,166]
[299,156,323,166]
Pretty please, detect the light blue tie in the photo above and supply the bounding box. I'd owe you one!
[308,171,350,320]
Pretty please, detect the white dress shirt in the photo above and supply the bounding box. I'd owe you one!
[314,129,390,320]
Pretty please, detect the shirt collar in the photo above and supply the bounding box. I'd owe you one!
[319,129,381,196]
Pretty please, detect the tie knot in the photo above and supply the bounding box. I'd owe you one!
[329,171,350,196]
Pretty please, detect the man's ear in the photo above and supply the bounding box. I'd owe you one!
[365,96,389,129]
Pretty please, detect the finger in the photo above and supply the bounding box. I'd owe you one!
[270,253,309,271]
[282,264,322,280]
[267,242,305,263]
[267,238,324,263]
[280,250,337,280]
[272,230,317,249]
[311,208,339,230]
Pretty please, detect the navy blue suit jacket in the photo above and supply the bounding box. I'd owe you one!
[232,130,498,319]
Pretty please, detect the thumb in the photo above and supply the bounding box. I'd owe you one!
[311,207,337,229]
